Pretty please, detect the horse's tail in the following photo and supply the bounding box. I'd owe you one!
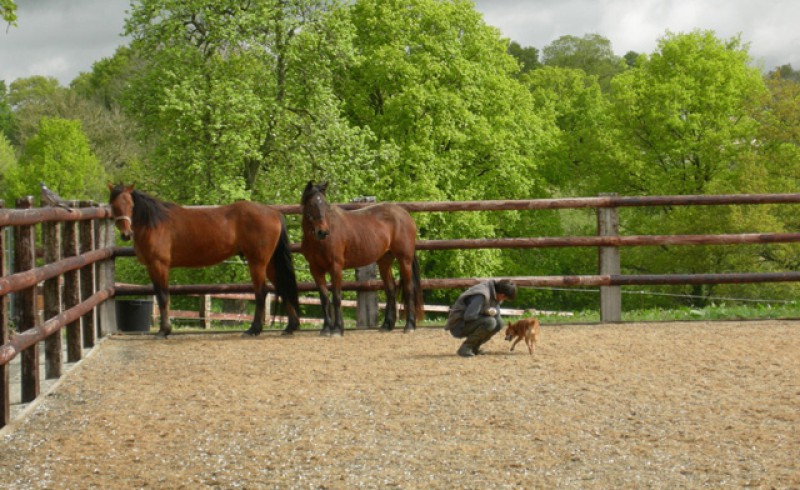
[412,254,424,320]
[272,219,301,315]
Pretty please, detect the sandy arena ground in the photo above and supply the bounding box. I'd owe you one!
[0,320,798,489]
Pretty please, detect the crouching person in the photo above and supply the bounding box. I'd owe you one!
[445,279,517,357]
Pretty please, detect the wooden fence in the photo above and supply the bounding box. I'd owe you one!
[143,291,568,330]
[4,191,800,429]
[0,197,115,429]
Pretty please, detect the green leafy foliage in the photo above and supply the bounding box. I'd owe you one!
[542,34,624,91]
[0,0,16,26]
[0,81,12,141]
[4,117,107,204]
[0,132,16,197]
[124,0,373,206]
[4,3,800,316]
[339,0,560,305]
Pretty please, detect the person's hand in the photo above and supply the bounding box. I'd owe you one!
[485,307,498,316]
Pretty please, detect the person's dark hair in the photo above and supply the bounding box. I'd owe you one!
[494,279,517,300]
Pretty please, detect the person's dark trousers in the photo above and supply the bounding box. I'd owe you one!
[457,316,502,357]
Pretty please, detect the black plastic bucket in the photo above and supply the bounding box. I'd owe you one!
[116,299,153,332]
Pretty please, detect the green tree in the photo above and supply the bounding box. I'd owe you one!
[4,117,107,204]
[769,63,800,82]
[542,34,623,91]
[0,132,16,197]
[507,41,540,74]
[8,75,145,179]
[71,46,146,111]
[0,81,12,141]
[124,0,372,205]
[342,0,559,300]
[523,65,613,194]
[1,0,16,26]
[608,30,765,196]
[622,50,642,67]
[7,76,66,146]
[606,30,770,305]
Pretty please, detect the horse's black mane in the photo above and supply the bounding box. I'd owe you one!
[110,185,174,229]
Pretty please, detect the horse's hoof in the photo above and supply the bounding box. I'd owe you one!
[280,329,294,336]
[155,331,169,339]
[331,331,343,338]
[378,326,393,333]
[403,327,415,334]
[320,329,332,337]
[242,331,259,338]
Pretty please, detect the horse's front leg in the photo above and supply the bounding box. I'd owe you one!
[311,269,334,336]
[147,263,171,338]
[244,260,270,337]
[331,267,345,337]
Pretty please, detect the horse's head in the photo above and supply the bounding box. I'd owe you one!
[108,182,135,241]
[302,180,331,241]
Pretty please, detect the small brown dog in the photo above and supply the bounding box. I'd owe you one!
[504,318,540,355]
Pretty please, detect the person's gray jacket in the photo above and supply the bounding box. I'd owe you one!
[444,281,502,337]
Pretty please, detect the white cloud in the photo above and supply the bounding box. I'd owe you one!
[0,0,130,85]
[476,0,800,70]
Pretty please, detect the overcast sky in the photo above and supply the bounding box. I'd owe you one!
[1,0,798,86]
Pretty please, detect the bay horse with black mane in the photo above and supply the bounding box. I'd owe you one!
[300,181,424,336]
[109,183,301,338]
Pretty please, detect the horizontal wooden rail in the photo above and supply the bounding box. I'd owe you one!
[0,206,109,227]
[114,270,800,298]
[113,231,800,258]
[5,192,798,227]
[415,233,800,250]
[0,287,114,366]
[424,272,800,289]
[267,193,800,215]
[0,248,114,296]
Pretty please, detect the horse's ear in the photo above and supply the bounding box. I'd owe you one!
[107,182,115,191]
[127,183,136,192]
[319,181,329,194]
[302,181,315,204]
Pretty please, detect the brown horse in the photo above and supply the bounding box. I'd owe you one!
[300,181,423,336]
[109,183,300,338]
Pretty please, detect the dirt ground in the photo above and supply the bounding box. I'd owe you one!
[1,320,798,489]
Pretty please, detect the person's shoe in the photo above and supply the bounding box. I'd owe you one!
[457,343,476,357]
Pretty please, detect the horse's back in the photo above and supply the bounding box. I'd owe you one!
[224,201,282,226]
[339,202,417,261]
[166,201,282,267]
[351,203,415,232]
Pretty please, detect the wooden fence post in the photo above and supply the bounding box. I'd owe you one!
[42,219,62,379]
[79,201,96,348]
[352,196,378,329]
[0,199,9,426]
[201,294,212,329]
[597,194,621,322]
[96,213,116,335]
[14,196,39,403]
[355,265,378,329]
[62,219,82,362]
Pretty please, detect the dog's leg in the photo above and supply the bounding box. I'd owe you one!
[510,337,522,352]
[529,320,540,354]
